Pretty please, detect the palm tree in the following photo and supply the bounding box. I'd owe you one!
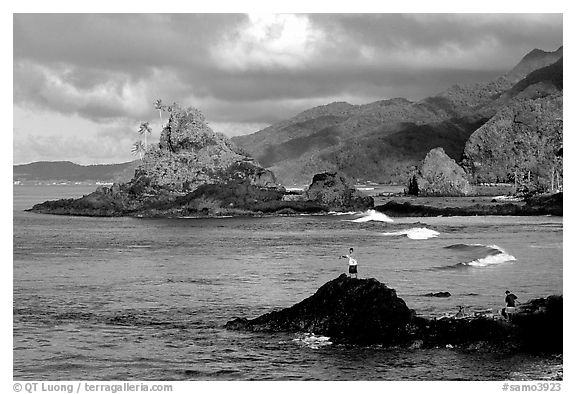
[167,101,179,113]
[132,140,145,161]
[138,121,152,149]
[154,99,164,128]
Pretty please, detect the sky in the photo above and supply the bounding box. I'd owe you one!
[13,13,563,165]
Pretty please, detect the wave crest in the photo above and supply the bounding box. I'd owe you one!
[328,211,357,216]
[444,243,516,268]
[349,210,394,223]
[381,227,440,240]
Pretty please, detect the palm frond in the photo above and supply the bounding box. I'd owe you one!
[131,140,145,154]
[138,121,152,134]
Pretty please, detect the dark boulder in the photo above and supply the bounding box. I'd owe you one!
[410,147,474,197]
[509,295,563,353]
[304,172,374,212]
[227,275,562,353]
[226,274,414,345]
[423,291,451,298]
[174,180,325,215]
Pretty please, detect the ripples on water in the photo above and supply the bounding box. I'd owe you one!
[13,186,563,380]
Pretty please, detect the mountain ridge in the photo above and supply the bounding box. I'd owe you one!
[15,47,563,189]
[232,46,563,185]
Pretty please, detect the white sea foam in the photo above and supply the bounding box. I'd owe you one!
[177,215,233,219]
[292,333,332,349]
[441,243,517,269]
[463,245,516,267]
[349,210,394,223]
[381,227,440,240]
[493,195,522,202]
[328,211,357,216]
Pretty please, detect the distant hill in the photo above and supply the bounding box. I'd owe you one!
[232,46,563,185]
[13,161,138,184]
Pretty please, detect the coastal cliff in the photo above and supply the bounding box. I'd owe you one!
[226,274,562,353]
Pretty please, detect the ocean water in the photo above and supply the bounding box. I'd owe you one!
[13,185,563,380]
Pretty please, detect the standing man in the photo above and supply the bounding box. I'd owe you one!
[340,248,358,278]
[504,290,518,320]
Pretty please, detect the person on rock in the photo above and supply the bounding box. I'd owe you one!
[340,248,358,278]
[503,290,519,320]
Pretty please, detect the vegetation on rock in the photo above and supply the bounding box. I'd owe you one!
[462,93,562,194]
[136,103,280,192]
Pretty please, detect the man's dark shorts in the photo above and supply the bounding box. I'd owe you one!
[349,265,357,274]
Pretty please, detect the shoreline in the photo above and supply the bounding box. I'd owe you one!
[28,193,562,218]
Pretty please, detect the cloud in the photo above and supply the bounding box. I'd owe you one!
[13,14,240,71]
[13,13,563,164]
[308,14,563,70]
[211,14,326,71]
[15,61,149,122]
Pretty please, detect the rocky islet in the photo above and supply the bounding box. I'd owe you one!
[28,105,373,217]
[226,274,562,353]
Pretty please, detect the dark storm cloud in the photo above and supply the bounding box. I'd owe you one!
[14,13,563,127]
[310,14,561,47]
[195,67,503,124]
[14,14,245,71]
[187,65,503,103]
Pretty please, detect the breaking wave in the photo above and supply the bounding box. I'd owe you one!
[348,210,394,223]
[381,227,440,240]
[444,243,516,268]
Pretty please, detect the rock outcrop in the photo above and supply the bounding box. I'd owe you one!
[410,147,474,196]
[423,292,451,298]
[508,295,563,353]
[225,274,414,345]
[304,172,374,211]
[28,110,371,217]
[137,104,280,192]
[172,181,325,216]
[226,275,562,353]
[375,192,562,217]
